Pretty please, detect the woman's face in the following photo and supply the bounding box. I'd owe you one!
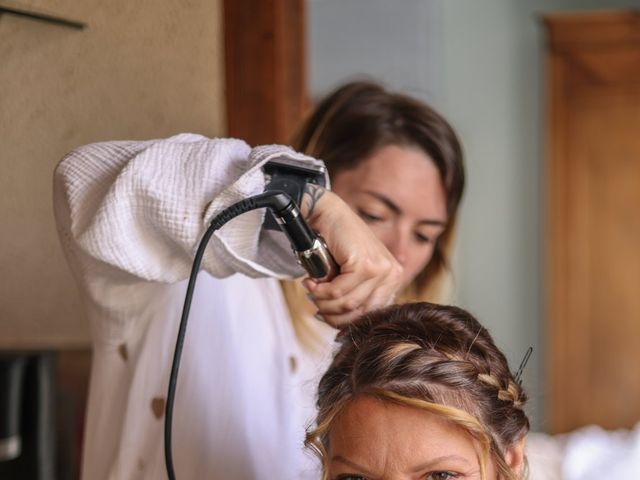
[330,145,447,288]
[327,396,492,480]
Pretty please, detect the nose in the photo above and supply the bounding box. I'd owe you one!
[384,228,411,268]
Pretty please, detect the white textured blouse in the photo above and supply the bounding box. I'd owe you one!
[53,134,335,480]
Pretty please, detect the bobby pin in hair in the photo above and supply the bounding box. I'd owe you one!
[514,346,533,386]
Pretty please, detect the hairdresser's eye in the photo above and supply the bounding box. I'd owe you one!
[426,472,459,480]
[357,209,384,223]
[414,232,433,244]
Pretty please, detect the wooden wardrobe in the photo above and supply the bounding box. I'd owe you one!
[543,11,640,433]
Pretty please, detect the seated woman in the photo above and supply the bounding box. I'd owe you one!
[306,302,530,480]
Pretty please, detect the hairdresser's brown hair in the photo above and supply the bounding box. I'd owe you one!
[306,302,529,479]
[292,81,465,301]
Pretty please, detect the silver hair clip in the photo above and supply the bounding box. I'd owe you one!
[514,346,533,386]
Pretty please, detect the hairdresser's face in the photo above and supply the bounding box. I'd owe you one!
[327,396,493,480]
[331,145,447,288]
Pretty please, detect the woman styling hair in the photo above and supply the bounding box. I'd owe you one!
[53,81,465,479]
[307,302,529,480]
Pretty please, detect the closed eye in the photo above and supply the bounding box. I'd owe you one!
[427,472,460,480]
[415,232,433,244]
[357,209,384,223]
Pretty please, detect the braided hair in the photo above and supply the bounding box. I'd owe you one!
[306,302,529,479]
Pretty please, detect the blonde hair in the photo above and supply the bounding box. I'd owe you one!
[306,303,530,479]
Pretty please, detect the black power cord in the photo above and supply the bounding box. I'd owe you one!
[164,191,322,480]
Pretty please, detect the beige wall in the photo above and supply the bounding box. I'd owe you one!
[0,0,225,348]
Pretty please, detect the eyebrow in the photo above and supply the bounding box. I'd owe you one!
[362,190,447,226]
[410,454,473,473]
[331,455,377,478]
[331,454,473,477]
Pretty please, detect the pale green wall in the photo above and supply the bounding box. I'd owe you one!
[440,0,544,428]
[441,0,639,430]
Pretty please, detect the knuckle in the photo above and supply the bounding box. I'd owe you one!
[343,253,358,269]
[343,298,360,312]
[362,258,378,276]
[378,257,395,274]
[326,285,343,299]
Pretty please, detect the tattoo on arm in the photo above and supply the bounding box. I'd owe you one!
[301,184,326,218]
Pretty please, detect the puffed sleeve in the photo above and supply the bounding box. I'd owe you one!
[53,133,327,286]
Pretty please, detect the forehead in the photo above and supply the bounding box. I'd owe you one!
[332,144,447,219]
[329,396,480,475]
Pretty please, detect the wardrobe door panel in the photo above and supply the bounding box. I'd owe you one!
[544,11,640,433]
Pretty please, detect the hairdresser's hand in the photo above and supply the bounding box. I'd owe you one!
[300,186,403,328]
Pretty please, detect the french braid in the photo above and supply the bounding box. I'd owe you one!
[306,302,530,480]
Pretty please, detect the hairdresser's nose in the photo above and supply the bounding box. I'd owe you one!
[383,227,411,268]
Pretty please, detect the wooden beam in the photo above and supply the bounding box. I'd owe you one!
[223,0,307,146]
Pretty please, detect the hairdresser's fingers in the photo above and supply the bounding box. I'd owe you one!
[310,271,399,326]
[358,286,397,313]
[319,309,365,329]
[310,254,401,306]
[319,286,396,328]
[301,277,318,293]
[308,246,400,300]
[310,276,379,315]
[306,264,376,300]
